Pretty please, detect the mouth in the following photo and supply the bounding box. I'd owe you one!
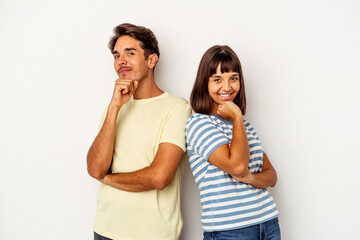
[218,93,234,100]
[118,67,132,75]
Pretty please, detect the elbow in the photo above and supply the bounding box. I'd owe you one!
[87,165,106,180]
[228,153,250,178]
[270,171,278,187]
[87,153,109,180]
[154,182,168,191]
[230,164,249,178]
[153,173,173,190]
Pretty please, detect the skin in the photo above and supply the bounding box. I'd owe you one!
[87,35,184,191]
[234,154,277,189]
[207,64,277,189]
[207,65,250,178]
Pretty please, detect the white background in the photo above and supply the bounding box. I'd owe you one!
[1,0,359,239]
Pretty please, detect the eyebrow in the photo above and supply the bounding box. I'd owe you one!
[211,75,221,78]
[112,48,137,55]
[211,73,239,78]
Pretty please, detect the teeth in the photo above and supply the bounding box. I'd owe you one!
[219,94,231,97]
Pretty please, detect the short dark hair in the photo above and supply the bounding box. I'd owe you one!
[108,23,160,60]
[190,45,246,115]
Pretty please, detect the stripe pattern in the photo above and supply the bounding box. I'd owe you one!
[186,113,279,232]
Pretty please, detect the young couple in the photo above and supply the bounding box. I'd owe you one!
[87,23,280,240]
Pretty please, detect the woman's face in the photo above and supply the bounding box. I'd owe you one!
[208,63,240,113]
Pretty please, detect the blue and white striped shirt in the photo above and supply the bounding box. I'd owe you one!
[186,113,279,232]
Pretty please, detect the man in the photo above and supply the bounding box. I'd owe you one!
[87,23,191,240]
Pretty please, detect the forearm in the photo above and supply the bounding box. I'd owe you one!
[101,167,160,192]
[207,116,250,177]
[229,116,250,176]
[87,105,120,179]
[100,143,183,192]
[239,168,277,189]
[251,169,277,189]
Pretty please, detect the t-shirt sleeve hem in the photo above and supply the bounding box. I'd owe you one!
[204,140,229,161]
[160,138,186,152]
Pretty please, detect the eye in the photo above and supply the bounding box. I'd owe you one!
[114,55,120,59]
[213,78,221,82]
[231,76,240,81]
[127,52,135,56]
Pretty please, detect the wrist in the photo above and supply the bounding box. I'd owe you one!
[108,102,122,114]
[99,174,107,184]
[232,114,243,122]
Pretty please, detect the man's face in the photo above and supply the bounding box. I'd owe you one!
[112,35,151,82]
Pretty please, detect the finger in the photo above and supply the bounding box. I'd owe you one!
[121,85,132,94]
[115,81,133,94]
[133,81,139,91]
[115,79,133,85]
[129,81,138,96]
[121,89,130,94]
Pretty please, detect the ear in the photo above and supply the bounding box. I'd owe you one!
[147,54,158,69]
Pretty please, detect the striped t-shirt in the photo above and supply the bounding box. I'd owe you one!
[185,113,279,232]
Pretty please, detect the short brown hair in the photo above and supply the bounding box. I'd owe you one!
[108,23,160,60]
[190,45,246,115]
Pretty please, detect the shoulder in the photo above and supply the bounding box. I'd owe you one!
[187,113,211,125]
[186,114,220,135]
[242,119,261,141]
[186,114,229,152]
[162,92,189,105]
[242,118,256,132]
[160,92,191,111]
[243,118,251,128]
[187,113,231,128]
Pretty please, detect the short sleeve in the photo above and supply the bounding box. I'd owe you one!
[160,101,192,152]
[186,115,229,161]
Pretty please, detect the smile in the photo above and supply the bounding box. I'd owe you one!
[119,68,132,74]
[218,93,232,97]
[217,93,235,100]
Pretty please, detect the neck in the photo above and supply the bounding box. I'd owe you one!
[133,75,163,99]
[210,102,219,115]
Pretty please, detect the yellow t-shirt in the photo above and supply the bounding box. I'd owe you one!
[94,92,192,240]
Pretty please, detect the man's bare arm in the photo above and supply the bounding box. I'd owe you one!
[87,105,118,180]
[87,79,138,180]
[100,143,184,192]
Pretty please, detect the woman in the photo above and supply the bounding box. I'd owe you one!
[186,45,280,239]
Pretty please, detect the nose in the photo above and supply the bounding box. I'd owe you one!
[118,54,127,65]
[222,80,231,91]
